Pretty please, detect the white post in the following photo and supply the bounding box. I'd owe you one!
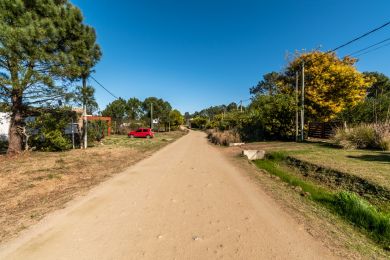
[301,62,305,142]
[295,71,299,142]
[83,104,87,149]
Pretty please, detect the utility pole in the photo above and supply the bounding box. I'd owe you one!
[240,100,243,112]
[150,103,153,129]
[83,104,88,149]
[82,77,88,149]
[295,71,299,142]
[71,117,75,149]
[301,62,305,142]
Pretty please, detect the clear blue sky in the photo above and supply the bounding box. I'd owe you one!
[71,0,390,114]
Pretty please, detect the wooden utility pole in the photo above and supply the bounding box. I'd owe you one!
[301,62,305,142]
[295,71,299,142]
[150,103,153,129]
[82,77,88,149]
[71,118,75,149]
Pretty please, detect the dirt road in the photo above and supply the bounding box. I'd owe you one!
[0,131,336,259]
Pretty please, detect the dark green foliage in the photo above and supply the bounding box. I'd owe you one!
[240,94,296,141]
[169,109,184,129]
[102,98,127,132]
[28,109,75,151]
[127,98,143,120]
[88,120,107,144]
[364,72,390,98]
[192,105,227,120]
[74,85,99,114]
[142,97,172,130]
[340,72,390,124]
[250,71,282,96]
[226,102,238,112]
[190,116,208,129]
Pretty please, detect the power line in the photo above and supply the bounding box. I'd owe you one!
[355,41,390,58]
[346,37,390,57]
[300,21,390,65]
[328,21,390,53]
[89,75,118,99]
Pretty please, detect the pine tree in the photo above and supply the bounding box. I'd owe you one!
[0,0,101,154]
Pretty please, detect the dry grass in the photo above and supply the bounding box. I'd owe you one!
[334,123,390,150]
[0,131,186,243]
[206,129,241,146]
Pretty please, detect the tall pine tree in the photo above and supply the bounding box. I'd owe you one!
[0,0,101,154]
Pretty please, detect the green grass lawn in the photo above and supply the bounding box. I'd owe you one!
[254,156,390,247]
[244,141,390,191]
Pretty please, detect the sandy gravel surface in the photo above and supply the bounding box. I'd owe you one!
[0,131,336,259]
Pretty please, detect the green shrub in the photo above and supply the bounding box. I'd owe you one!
[191,116,208,129]
[333,123,390,150]
[239,94,296,141]
[28,108,75,151]
[42,130,72,151]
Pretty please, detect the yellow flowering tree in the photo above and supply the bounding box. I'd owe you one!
[284,51,373,122]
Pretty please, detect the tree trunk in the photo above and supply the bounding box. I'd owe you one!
[7,93,24,155]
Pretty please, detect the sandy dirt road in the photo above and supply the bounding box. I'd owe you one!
[0,131,336,259]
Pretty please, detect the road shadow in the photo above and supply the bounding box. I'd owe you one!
[347,153,390,164]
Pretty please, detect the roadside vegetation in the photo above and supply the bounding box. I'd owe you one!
[0,130,187,243]
[192,52,389,148]
[198,50,390,250]
[254,151,390,246]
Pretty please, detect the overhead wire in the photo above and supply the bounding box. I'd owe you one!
[89,75,118,99]
[346,37,390,57]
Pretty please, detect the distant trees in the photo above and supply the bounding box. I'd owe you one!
[169,109,184,128]
[250,72,282,96]
[364,72,390,98]
[142,97,172,130]
[126,98,143,121]
[102,97,181,132]
[102,98,128,130]
[0,0,101,154]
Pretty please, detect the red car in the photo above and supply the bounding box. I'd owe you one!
[128,128,154,139]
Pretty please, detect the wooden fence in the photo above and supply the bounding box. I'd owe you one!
[308,122,342,139]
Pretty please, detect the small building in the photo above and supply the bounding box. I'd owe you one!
[0,112,10,141]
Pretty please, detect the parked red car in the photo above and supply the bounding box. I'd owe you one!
[128,128,154,139]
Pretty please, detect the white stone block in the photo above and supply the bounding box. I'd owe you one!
[242,150,266,160]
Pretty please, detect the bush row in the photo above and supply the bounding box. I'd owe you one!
[334,123,390,150]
